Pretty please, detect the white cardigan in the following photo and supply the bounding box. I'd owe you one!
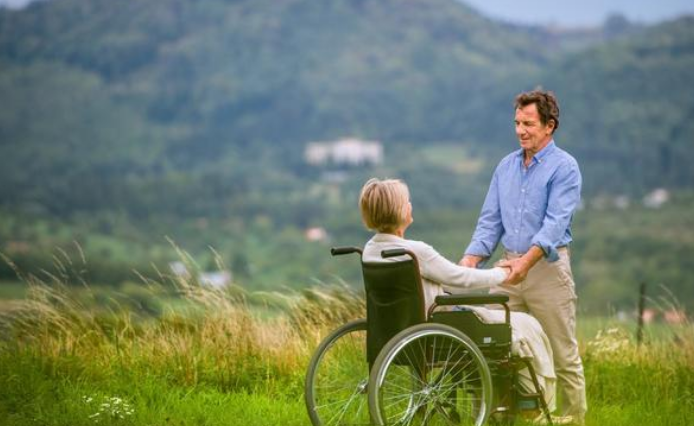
[362,233,507,311]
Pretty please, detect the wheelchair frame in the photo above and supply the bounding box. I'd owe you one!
[305,246,553,426]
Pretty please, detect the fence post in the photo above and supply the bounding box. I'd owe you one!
[636,282,646,345]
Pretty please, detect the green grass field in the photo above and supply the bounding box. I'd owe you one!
[0,280,692,426]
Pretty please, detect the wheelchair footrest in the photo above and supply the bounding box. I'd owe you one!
[516,393,542,411]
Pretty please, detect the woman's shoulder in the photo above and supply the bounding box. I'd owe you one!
[363,234,435,260]
[396,237,435,256]
[399,238,439,263]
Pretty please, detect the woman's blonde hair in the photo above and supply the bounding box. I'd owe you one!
[359,178,410,233]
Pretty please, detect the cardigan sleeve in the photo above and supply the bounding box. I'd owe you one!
[415,242,507,290]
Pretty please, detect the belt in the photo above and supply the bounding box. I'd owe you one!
[504,245,569,257]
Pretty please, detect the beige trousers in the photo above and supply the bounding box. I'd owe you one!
[492,248,587,420]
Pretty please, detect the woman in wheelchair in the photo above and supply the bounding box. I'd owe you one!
[359,177,556,415]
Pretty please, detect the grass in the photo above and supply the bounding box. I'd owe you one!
[0,281,26,299]
[0,355,308,426]
[0,268,692,426]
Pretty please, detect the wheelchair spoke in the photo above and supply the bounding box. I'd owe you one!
[438,347,472,378]
[370,325,493,426]
[326,388,365,426]
[306,319,370,426]
[315,386,365,409]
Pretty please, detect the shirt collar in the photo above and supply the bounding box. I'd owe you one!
[516,139,556,164]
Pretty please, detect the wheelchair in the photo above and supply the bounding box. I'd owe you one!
[305,246,553,426]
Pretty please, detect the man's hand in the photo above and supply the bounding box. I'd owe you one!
[497,258,529,285]
[459,254,483,268]
[498,245,545,285]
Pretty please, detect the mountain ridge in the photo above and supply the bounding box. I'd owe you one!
[0,0,692,217]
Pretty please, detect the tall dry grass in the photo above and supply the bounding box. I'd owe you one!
[1,249,693,425]
[0,250,365,397]
[582,322,694,413]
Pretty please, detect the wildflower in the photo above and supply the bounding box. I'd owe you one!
[83,394,135,423]
[587,327,631,359]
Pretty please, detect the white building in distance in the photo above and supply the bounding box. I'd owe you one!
[305,138,383,167]
[199,271,233,289]
[643,188,670,209]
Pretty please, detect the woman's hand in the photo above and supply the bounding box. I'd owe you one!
[496,259,523,285]
[459,254,483,268]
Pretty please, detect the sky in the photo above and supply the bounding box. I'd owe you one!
[0,0,31,9]
[1,0,694,28]
[460,0,694,27]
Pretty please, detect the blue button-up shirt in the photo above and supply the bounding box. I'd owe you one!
[465,141,581,262]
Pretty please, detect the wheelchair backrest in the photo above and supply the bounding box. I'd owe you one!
[362,258,426,367]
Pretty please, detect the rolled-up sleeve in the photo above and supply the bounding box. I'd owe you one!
[531,159,582,262]
[465,168,504,258]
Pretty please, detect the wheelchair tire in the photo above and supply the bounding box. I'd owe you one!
[305,318,370,426]
[369,323,493,426]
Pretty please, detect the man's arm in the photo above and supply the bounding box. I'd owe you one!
[460,168,504,267]
[531,159,582,261]
[460,254,484,268]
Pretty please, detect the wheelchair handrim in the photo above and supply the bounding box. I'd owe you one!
[370,324,492,426]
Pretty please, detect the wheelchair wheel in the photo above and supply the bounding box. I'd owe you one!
[369,323,493,426]
[305,318,370,426]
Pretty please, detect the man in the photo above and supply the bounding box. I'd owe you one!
[460,90,587,424]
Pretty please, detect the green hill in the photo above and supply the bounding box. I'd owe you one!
[0,0,564,217]
[543,17,694,195]
[1,1,692,218]
[1,0,693,311]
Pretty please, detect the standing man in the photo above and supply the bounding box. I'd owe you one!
[460,90,587,424]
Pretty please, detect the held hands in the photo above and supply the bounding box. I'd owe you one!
[459,253,534,285]
[496,258,529,285]
[501,245,545,285]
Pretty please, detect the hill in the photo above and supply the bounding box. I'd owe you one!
[542,17,694,195]
[1,1,692,219]
[0,0,566,218]
[0,0,693,311]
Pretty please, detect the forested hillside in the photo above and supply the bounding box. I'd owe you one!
[3,0,691,216]
[0,0,693,312]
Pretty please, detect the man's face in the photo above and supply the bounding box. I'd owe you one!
[514,103,554,156]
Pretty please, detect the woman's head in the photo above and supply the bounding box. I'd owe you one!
[359,178,412,234]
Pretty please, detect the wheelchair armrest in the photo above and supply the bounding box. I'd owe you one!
[331,246,363,256]
[430,293,511,324]
[381,248,407,258]
[434,294,509,306]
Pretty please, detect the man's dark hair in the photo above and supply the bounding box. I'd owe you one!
[515,90,560,133]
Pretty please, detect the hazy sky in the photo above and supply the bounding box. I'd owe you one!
[0,0,31,9]
[2,0,694,28]
[460,0,694,27]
